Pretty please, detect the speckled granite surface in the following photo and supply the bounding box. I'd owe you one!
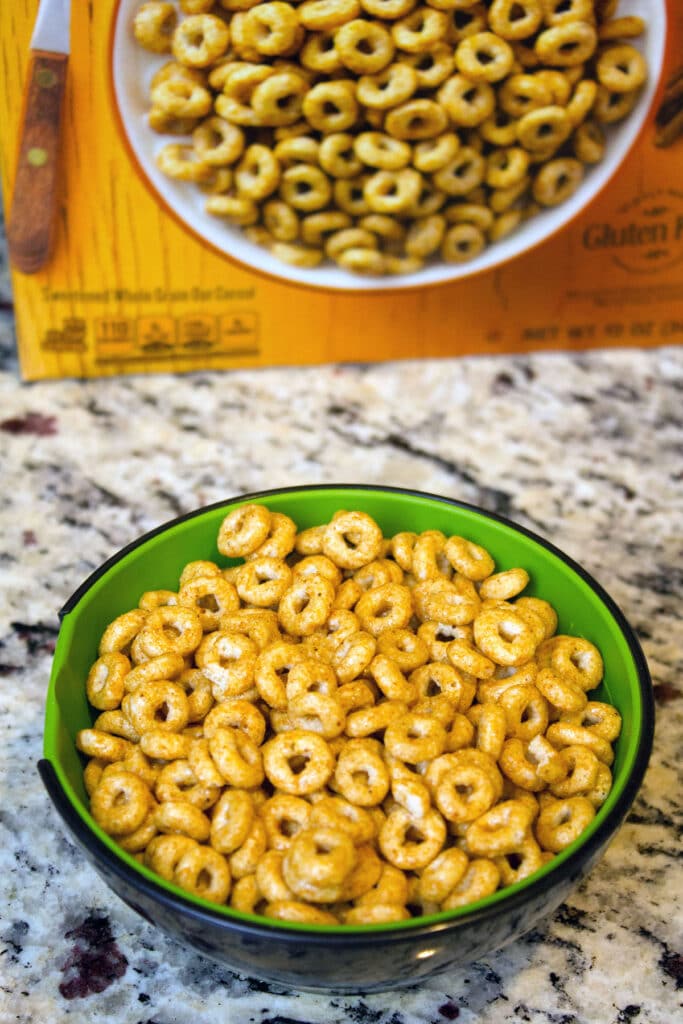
[0,210,681,1022]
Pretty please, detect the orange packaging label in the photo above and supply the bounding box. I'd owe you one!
[1,1,682,380]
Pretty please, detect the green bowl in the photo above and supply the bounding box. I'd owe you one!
[40,485,654,993]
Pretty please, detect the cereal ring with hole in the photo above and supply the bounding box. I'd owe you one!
[134,2,178,53]
[465,798,534,857]
[345,698,408,739]
[310,794,377,845]
[195,631,259,700]
[192,116,245,166]
[335,19,395,74]
[497,682,549,740]
[218,503,272,558]
[536,634,603,691]
[534,666,587,713]
[379,806,446,870]
[139,730,191,762]
[549,744,600,798]
[488,0,542,40]
[154,799,211,842]
[384,99,449,140]
[123,679,190,735]
[174,844,231,903]
[137,606,203,659]
[209,726,264,788]
[375,628,428,673]
[263,729,335,794]
[444,535,495,581]
[535,796,595,852]
[145,834,197,879]
[172,14,231,67]
[230,816,268,878]
[573,119,606,163]
[99,609,148,656]
[322,511,384,570]
[361,0,417,17]
[433,148,487,197]
[546,721,614,765]
[334,738,391,805]
[241,3,301,57]
[517,105,572,151]
[210,788,256,853]
[467,702,507,759]
[441,857,500,909]
[279,164,333,212]
[456,31,514,82]
[368,654,416,702]
[473,606,537,666]
[287,691,346,739]
[91,770,151,836]
[154,758,220,809]
[278,575,336,637]
[235,557,293,608]
[250,72,308,127]
[266,900,339,924]
[299,0,361,30]
[418,847,469,904]
[262,793,312,850]
[495,835,544,885]
[76,728,133,762]
[535,22,597,67]
[433,756,499,823]
[283,826,357,902]
[86,652,130,711]
[354,132,412,171]
[178,574,240,632]
[256,850,294,902]
[562,701,622,742]
[384,712,447,763]
[254,640,306,708]
[414,575,481,626]
[438,74,496,126]
[355,583,414,637]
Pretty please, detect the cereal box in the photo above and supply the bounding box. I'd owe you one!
[1,0,682,380]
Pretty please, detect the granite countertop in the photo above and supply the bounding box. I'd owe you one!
[0,221,681,1023]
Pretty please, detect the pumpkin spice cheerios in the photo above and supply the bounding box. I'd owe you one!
[79,502,622,924]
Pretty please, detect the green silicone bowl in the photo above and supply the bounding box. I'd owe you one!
[40,485,654,993]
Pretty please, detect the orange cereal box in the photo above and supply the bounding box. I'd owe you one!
[1,0,682,380]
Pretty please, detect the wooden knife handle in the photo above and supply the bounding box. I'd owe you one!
[7,50,68,275]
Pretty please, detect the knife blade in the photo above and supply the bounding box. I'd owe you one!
[7,0,72,274]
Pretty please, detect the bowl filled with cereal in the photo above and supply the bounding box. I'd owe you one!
[111,0,665,289]
[40,485,654,992]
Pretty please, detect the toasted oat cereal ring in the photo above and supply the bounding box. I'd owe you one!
[379,807,446,870]
[311,795,377,846]
[410,531,451,581]
[354,132,411,171]
[278,575,336,636]
[154,799,211,842]
[573,119,606,163]
[356,63,418,110]
[594,83,640,124]
[479,568,531,602]
[437,74,495,126]
[195,630,258,699]
[434,757,499,823]
[287,691,346,739]
[486,146,530,190]
[137,605,203,659]
[468,702,507,759]
[266,900,339,924]
[465,798,534,857]
[98,609,148,656]
[363,166,423,214]
[241,2,301,56]
[151,76,213,119]
[345,698,408,740]
[334,738,391,805]
[322,510,383,569]
[384,99,448,141]
[76,728,131,763]
[517,104,572,151]
[535,22,597,67]
[534,666,587,714]
[339,842,383,901]
[230,816,268,879]
[253,850,293,904]
[250,72,308,127]
[186,737,225,789]
[414,575,481,626]
[456,31,514,82]
[174,667,213,722]
[546,721,614,766]
[316,135,362,179]
[209,726,264,788]
[473,606,537,666]
[145,834,197,880]
[93,710,140,743]
[564,79,598,128]
[217,503,271,558]
[563,701,622,742]
[205,193,260,225]
[354,558,404,591]
[330,629,377,683]
[90,770,150,836]
[499,73,553,118]
[278,164,333,212]
[369,654,416,702]
[498,736,547,791]
[178,574,239,632]
[154,758,220,809]
[172,14,231,67]
[536,634,603,691]
[443,535,495,581]
[418,847,469,904]
[230,874,263,914]
[335,19,395,74]
[542,0,593,23]
[270,242,324,268]
[134,2,178,53]
[357,862,408,908]
[441,857,500,909]
[300,29,344,73]
[497,682,548,741]
[410,133,458,175]
[392,7,448,53]
[192,115,246,167]
[344,902,409,923]
[299,0,361,30]
[410,661,473,712]
[333,175,373,216]
[301,211,354,248]
[123,679,190,735]
[263,729,335,794]
[596,44,647,94]
[86,652,130,711]
[336,679,377,714]
[585,761,613,809]
[495,835,544,885]
[220,607,281,649]
[326,228,379,259]
[234,145,281,201]
[598,15,645,41]
[283,826,357,902]
[156,142,215,183]
[550,744,600,798]
[210,788,256,854]
[262,793,312,850]
[361,0,417,16]
[138,589,179,612]
[247,511,298,561]
[446,638,495,680]
[355,583,413,637]
[285,658,338,702]
[139,730,191,762]
[535,796,595,852]
[488,0,542,40]
[375,627,429,673]
[434,148,487,198]
[385,712,447,763]
[274,134,320,168]
[235,556,293,607]
[174,844,231,903]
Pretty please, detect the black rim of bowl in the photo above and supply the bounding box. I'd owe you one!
[41,483,655,949]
